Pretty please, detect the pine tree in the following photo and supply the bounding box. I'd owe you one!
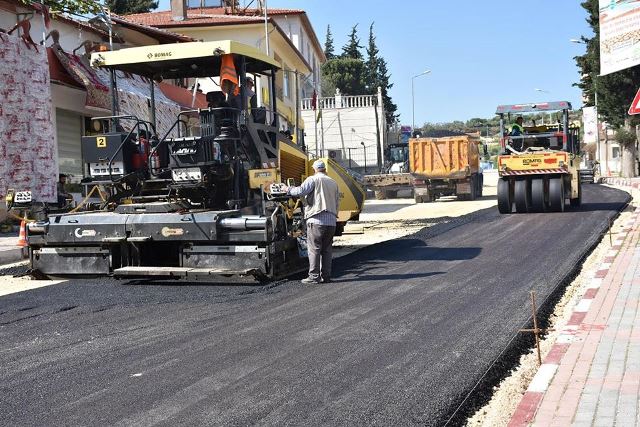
[105,0,159,15]
[341,25,363,60]
[575,0,640,176]
[324,25,335,60]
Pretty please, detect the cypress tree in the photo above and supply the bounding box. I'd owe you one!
[341,25,363,60]
[324,25,336,60]
[365,23,398,126]
[365,23,379,92]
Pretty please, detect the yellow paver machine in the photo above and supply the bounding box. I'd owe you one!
[496,101,581,214]
[21,40,364,280]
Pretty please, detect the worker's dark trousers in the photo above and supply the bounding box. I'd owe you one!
[306,223,336,281]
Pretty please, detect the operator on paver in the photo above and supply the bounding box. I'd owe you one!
[510,116,525,136]
[57,174,73,207]
[282,159,340,284]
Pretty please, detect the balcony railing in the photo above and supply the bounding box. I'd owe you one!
[302,93,377,110]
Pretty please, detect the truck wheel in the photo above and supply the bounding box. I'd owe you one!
[497,178,512,214]
[414,195,423,203]
[531,178,546,212]
[549,177,565,212]
[570,175,582,207]
[374,190,387,200]
[468,175,477,201]
[514,179,531,213]
[478,174,484,197]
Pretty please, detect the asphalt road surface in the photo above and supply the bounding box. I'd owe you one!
[0,185,629,426]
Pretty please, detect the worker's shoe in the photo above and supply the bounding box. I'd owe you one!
[301,277,320,284]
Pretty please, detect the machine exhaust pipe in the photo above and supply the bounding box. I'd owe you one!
[27,221,49,234]
[218,217,267,230]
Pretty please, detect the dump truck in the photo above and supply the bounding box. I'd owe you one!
[496,101,580,213]
[409,133,485,203]
[11,40,364,281]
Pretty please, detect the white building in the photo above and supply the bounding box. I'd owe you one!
[301,88,386,174]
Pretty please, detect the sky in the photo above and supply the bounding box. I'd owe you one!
[157,0,593,126]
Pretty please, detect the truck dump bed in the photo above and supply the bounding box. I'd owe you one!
[409,135,479,179]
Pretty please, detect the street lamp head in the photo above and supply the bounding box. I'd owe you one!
[534,88,549,93]
[570,38,585,44]
[360,141,365,147]
[413,70,431,79]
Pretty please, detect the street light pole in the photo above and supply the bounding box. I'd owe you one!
[534,88,550,124]
[412,70,431,131]
[360,141,367,174]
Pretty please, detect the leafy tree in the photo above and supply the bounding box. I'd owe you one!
[105,0,159,14]
[324,25,336,60]
[575,0,640,176]
[17,0,100,14]
[321,58,366,96]
[341,24,363,60]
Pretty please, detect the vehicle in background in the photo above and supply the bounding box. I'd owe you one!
[410,133,486,203]
[496,101,581,213]
[361,125,414,200]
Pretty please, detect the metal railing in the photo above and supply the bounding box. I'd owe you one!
[301,94,377,110]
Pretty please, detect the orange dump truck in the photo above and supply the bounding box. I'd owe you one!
[409,134,485,203]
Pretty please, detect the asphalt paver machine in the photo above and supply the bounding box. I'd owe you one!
[496,101,581,214]
[25,40,364,280]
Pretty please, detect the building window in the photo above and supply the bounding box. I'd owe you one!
[283,68,290,99]
[56,108,84,178]
[612,146,620,159]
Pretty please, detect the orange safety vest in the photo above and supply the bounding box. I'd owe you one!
[220,54,239,96]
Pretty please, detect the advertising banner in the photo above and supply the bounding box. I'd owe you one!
[599,0,640,75]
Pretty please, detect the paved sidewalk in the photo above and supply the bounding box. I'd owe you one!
[510,201,640,426]
[0,234,23,264]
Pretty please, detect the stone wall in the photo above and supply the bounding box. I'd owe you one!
[0,33,57,203]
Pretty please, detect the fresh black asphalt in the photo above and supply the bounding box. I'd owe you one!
[0,185,629,426]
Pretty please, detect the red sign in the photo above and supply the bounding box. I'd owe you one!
[629,88,640,115]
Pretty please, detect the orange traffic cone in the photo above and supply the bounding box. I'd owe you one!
[17,220,27,247]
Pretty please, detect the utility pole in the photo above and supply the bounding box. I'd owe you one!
[411,70,431,131]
